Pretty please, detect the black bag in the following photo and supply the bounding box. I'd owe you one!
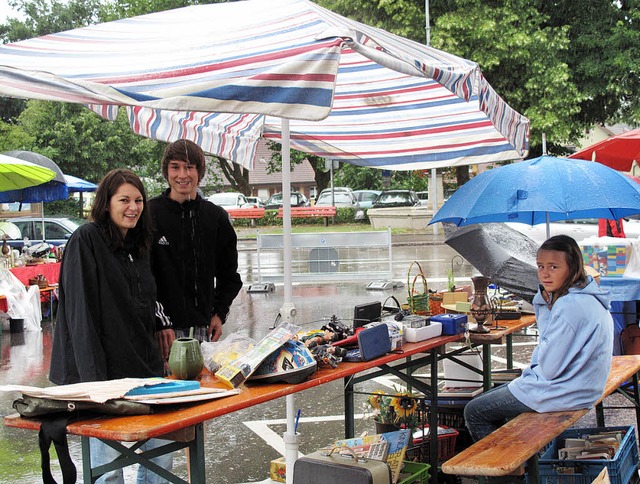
[12,396,152,484]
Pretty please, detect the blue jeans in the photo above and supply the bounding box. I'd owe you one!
[90,437,173,483]
[463,384,533,442]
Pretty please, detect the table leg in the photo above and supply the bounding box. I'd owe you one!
[506,334,513,370]
[483,344,492,391]
[344,376,355,439]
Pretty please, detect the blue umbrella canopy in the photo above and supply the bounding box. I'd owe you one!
[64,174,97,193]
[430,155,640,227]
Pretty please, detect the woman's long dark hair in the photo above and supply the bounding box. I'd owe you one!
[90,169,152,256]
[538,234,587,306]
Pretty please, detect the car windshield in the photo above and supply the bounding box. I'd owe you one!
[316,193,352,205]
[377,193,411,204]
[357,192,379,202]
[210,194,239,206]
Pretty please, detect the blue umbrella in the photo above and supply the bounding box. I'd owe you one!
[64,174,97,193]
[430,155,640,236]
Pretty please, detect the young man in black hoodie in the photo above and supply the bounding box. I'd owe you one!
[149,139,242,351]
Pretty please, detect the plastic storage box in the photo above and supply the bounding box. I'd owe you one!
[397,461,430,484]
[530,426,639,484]
[430,314,467,335]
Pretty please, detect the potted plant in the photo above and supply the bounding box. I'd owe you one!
[367,389,420,434]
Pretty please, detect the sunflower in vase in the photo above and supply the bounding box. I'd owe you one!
[367,389,420,432]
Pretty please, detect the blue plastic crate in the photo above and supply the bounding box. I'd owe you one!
[529,426,639,484]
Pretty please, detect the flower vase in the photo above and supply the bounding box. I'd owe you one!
[469,275,492,333]
[374,420,400,434]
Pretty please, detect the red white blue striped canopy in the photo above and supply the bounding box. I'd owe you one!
[0,0,529,170]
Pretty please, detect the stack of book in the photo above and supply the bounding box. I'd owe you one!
[557,430,624,461]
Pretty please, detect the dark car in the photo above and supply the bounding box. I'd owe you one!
[371,190,420,208]
[265,192,310,209]
[1,216,85,249]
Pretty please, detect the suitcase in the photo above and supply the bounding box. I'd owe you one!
[293,447,391,484]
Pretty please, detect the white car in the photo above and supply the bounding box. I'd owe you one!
[207,192,252,210]
[506,218,640,245]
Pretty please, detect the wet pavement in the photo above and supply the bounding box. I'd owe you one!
[0,228,637,483]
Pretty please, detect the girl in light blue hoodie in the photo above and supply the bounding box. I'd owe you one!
[464,235,614,442]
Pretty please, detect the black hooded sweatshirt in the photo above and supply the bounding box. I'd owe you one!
[148,190,242,331]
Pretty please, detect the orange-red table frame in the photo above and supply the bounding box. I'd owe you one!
[3,316,536,483]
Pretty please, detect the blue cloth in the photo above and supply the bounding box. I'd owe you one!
[600,276,640,301]
[599,277,640,355]
[508,277,614,413]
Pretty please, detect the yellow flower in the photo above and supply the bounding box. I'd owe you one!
[368,390,385,410]
[390,393,417,418]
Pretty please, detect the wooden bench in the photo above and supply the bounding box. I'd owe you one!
[226,207,265,226]
[277,206,337,226]
[441,355,640,480]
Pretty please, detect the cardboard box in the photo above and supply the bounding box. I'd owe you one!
[270,457,286,483]
[581,244,631,277]
[442,291,469,305]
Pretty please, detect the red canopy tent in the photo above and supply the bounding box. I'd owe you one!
[569,129,640,172]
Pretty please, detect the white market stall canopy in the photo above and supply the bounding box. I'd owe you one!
[0,0,529,170]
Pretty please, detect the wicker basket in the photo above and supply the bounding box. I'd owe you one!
[407,261,430,315]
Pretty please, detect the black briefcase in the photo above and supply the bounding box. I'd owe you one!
[293,447,391,484]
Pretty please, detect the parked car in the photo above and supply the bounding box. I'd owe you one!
[1,216,86,249]
[317,186,354,199]
[416,191,429,206]
[207,192,252,210]
[353,190,381,210]
[506,218,640,245]
[245,196,265,208]
[265,192,310,209]
[315,191,365,220]
[371,190,420,208]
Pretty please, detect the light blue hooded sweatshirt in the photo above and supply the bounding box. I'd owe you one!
[508,276,613,413]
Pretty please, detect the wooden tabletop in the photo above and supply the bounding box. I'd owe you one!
[4,333,463,442]
[467,314,536,345]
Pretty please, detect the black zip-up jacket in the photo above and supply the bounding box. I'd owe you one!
[149,190,242,331]
[50,223,164,384]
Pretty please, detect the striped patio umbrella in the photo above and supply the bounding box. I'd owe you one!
[0,0,529,170]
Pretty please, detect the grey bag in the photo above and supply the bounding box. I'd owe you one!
[293,446,392,484]
[12,396,152,484]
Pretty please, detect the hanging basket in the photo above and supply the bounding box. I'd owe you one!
[407,261,430,316]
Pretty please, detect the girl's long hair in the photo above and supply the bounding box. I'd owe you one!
[538,234,587,306]
[90,169,152,256]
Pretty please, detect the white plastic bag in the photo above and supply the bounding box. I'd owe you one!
[0,268,42,331]
[624,239,640,278]
[201,331,256,373]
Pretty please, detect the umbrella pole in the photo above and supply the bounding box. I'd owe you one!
[279,119,299,484]
[546,212,550,240]
[41,202,45,242]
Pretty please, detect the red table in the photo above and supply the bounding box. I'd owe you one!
[0,262,60,314]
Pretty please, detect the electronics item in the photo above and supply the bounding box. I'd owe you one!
[443,351,483,388]
[401,314,429,328]
[430,313,468,335]
[353,301,382,329]
[293,447,392,484]
[404,322,442,343]
[357,323,391,361]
